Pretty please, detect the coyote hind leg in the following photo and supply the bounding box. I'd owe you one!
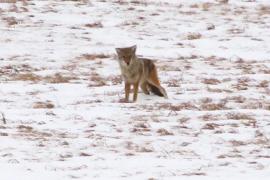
[147,68,168,98]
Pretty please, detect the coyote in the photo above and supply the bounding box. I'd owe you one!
[115,45,168,102]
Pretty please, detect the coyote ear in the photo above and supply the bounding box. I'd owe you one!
[115,48,121,55]
[131,45,137,53]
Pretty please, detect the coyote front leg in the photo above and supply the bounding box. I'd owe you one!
[133,82,139,102]
[125,82,131,102]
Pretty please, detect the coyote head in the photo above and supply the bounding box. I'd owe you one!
[115,45,136,66]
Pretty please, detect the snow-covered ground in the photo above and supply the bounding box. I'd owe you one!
[1,0,270,179]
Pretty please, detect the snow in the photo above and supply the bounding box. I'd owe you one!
[1,0,270,179]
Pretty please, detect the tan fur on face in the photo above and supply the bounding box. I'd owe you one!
[116,45,136,66]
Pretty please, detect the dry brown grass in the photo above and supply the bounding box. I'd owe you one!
[156,128,173,136]
[202,78,221,85]
[130,0,147,5]
[80,53,110,60]
[257,80,269,88]
[167,78,180,87]
[233,77,250,90]
[229,95,246,103]
[183,172,206,176]
[16,125,52,140]
[0,132,8,136]
[230,140,247,146]
[14,73,41,82]
[17,125,33,131]
[107,75,122,85]
[89,72,107,87]
[79,152,92,157]
[44,73,76,83]
[157,102,197,112]
[12,72,76,83]
[85,22,103,28]
[258,5,270,16]
[190,4,199,8]
[227,28,245,34]
[202,123,219,130]
[187,33,202,40]
[132,122,151,132]
[200,100,227,111]
[201,2,212,11]
[207,23,215,30]
[207,87,231,93]
[240,99,265,110]
[121,20,140,26]
[200,113,219,121]
[226,112,254,120]
[218,0,229,4]
[0,0,17,3]
[0,64,38,76]
[200,97,212,104]
[2,16,19,26]
[33,101,55,109]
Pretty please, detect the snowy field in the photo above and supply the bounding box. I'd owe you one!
[1,0,270,179]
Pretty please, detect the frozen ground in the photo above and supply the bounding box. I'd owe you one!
[0,0,270,179]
